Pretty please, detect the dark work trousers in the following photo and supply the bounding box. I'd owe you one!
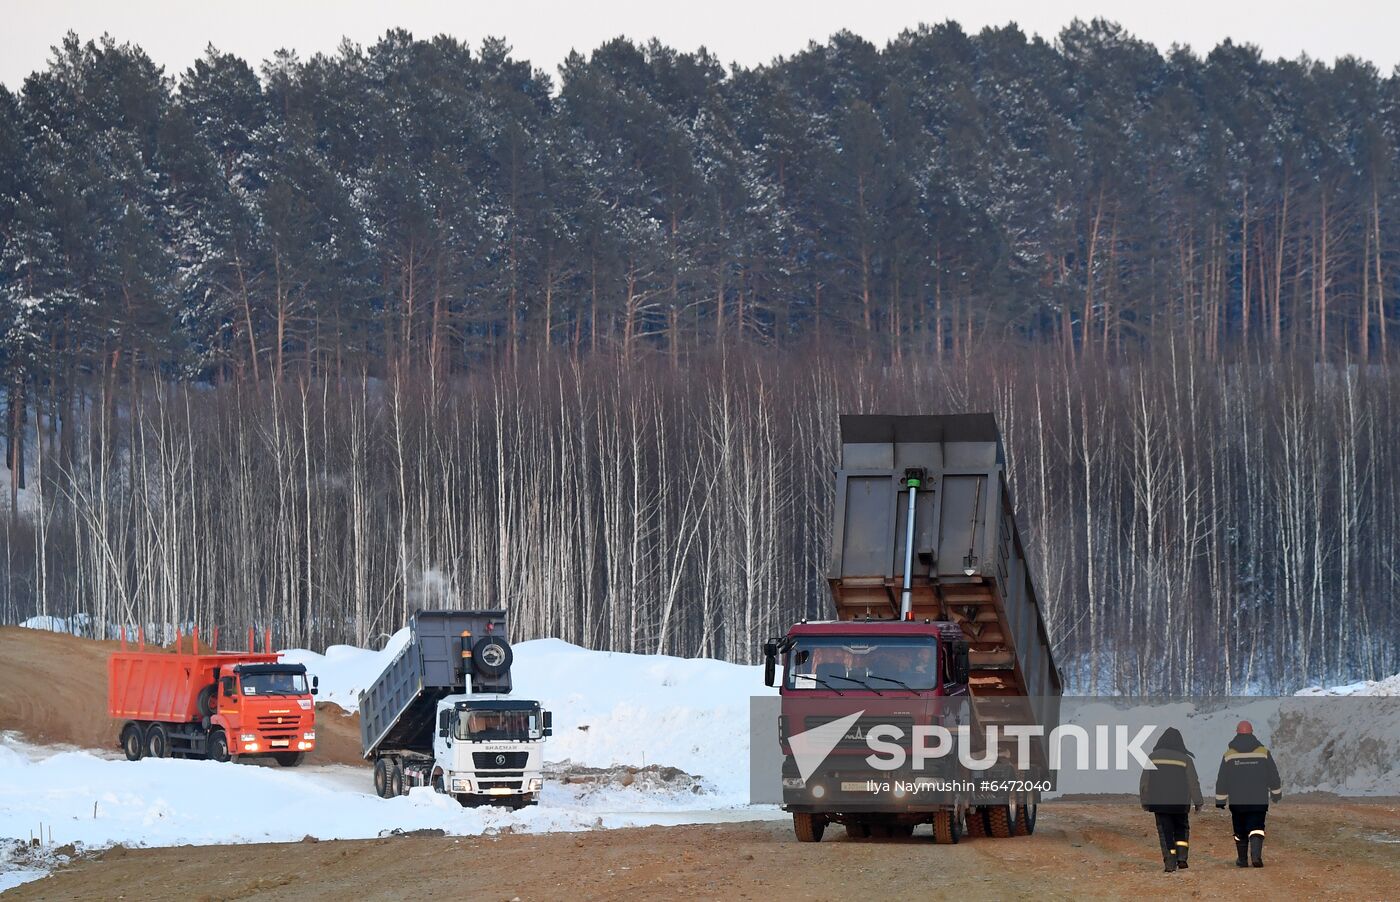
[1154,811,1190,865]
[1230,807,1267,842]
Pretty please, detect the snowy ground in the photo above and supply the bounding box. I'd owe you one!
[2,628,780,891]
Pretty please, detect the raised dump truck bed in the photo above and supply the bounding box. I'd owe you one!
[828,414,1062,757]
[359,610,513,758]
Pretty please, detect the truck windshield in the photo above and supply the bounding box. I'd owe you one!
[454,708,539,741]
[785,636,938,691]
[239,672,308,696]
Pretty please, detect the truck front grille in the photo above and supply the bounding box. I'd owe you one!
[473,751,529,770]
[256,715,302,737]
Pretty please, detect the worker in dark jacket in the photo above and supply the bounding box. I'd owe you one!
[1214,720,1283,867]
[1139,727,1203,872]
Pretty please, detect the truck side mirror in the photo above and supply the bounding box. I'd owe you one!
[438,710,451,738]
[221,676,237,699]
[762,640,778,687]
[311,675,319,696]
[542,710,553,737]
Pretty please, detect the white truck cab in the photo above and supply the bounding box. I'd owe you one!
[429,695,551,807]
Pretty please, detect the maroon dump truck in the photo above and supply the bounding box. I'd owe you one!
[763,413,1062,843]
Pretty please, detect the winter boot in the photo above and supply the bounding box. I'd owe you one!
[1249,832,1265,867]
[1175,840,1189,869]
[1234,837,1248,868]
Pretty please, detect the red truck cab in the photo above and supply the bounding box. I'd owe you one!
[764,620,971,839]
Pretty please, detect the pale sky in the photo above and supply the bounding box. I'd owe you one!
[2,0,1396,90]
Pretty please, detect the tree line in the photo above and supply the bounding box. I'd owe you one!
[3,348,1397,694]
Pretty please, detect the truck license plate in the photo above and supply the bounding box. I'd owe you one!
[841,781,871,792]
[270,740,289,748]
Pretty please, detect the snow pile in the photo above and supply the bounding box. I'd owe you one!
[0,734,777,858]
[1296,673,1400,697]
[279,631,410,712]
[284,634,774,801]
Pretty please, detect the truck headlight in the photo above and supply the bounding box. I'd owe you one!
[452,779,472,793]
[240,734,255,742]
[528,778,543,792]
[302,732,316,740]
[782,776,805,789]
[810,784,826,799]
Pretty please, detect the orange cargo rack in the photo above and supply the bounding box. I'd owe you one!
[107,625,280,724]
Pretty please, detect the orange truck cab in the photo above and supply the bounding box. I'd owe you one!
[108,629,319,767]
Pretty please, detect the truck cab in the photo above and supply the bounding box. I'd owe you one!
[428,695,550,807]
[764,621,971,829]
[213,662,319,764]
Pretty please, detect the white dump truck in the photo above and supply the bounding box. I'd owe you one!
[359,610,552,807]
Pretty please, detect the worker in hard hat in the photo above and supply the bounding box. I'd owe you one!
[1138,727,1203,872]
[1214,720,1283,867]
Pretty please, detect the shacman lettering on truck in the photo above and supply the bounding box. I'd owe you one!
[763,413,1064,843]
[358,609,552,807]
[109,626,319,766]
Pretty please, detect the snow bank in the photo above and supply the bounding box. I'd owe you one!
[0,735,777,857]
[1296,673,1400,697]
[283,634,775,801]
[279,630,409,712]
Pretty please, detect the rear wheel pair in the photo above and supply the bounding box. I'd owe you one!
[373,759,406,798]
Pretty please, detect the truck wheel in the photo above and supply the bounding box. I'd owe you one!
[144,723,170,759]
[1013,803,1037,836]
[274,752,304,767]
[933,810,961,845]
[844,822,871,840]
[986,803,1014,838]
[389,763,405,797]
[472,637,513,676]
[373,758,390,798]
[965,807,989,838]
[208,729,231,763]
[792,812,825,843]
[196,684,217,718]
[120,723,144,761]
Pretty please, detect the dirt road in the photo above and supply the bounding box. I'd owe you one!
[10,801,1398,901]
[0,627,365,767]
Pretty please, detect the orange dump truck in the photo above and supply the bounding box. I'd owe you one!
[108,628,319,766]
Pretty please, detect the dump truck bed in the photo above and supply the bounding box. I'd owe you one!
[359,610,511,758]
[828,414,1062,741]
[108,651,279,723]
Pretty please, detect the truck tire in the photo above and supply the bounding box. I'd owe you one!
[986,803,1014,838]
[196,684,217,718]
[965,807,989,838]
[792,812,825,843]
[1013,803,1037,836]
[472,637,513,677]
[844,822,871,840]
[274,752,305,767]
[144,723,170,759]
[933,810,961,845]
[120,723,144,761]
[208,729,231,763]
[389,763,405,797]
[373,758,390,798]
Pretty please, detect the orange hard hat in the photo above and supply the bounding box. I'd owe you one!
[1236,720,1253,734]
